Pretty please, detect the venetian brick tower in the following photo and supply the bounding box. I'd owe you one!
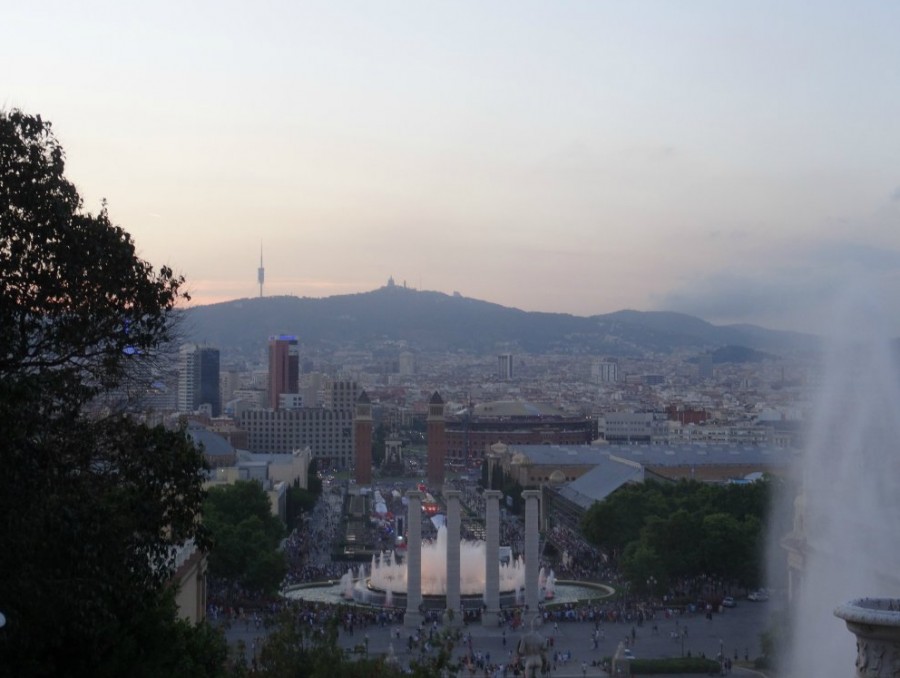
[354,391,373,485]
[426,391,446,487]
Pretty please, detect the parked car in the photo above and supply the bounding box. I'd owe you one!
[623,649,636,660]
[748,590,769,601]
[722,596,736,608]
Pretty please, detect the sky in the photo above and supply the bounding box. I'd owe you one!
[4,1,900,335]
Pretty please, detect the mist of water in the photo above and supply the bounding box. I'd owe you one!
[364,525,532,596]
[781,287,900,675]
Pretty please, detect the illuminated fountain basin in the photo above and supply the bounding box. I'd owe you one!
[287,526,576,610]
[367,526,552,596]
[285,579,612,611]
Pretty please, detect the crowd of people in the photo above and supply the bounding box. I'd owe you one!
[546,524,611,582]
[211,472,743,674]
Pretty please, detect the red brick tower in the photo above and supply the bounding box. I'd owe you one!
[354,391,373,485]
[426,391,446,487]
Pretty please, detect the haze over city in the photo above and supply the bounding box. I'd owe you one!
[4,1,900,334]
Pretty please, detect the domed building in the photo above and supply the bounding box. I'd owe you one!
[548,469,567,485]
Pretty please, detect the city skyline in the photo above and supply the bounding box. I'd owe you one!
[5,2,900,334]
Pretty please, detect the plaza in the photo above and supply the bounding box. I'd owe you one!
[224,591,780,676]
[221,468,781,676]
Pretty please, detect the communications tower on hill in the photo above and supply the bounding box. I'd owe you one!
[257,244,265,298]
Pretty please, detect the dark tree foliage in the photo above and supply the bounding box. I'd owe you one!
[284,460,323,533]
[0,110,222,675]
[0,111,186,398]
[204,481,287,595]
[581,479,770,590]
[286,479,321,529]
[307,456,323,495]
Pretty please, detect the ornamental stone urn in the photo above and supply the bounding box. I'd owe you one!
[834,598,900,677]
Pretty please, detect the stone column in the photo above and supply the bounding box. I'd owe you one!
[522,489,541,625]
[444,490,462,625]
[835,598,900,677]
[482,490,502,626]
[404,490,423,628]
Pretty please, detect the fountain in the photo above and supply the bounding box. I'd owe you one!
[340,570,354,599]
[540,567,556,600]
[286,488,613,612]
[336,525,543,609]
[781,285,900,676]
[286,576,611,609]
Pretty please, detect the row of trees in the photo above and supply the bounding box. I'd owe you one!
[581,479,771,595]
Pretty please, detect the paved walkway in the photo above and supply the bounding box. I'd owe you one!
[224,597,781,676]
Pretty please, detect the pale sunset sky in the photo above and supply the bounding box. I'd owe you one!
[4,1,900,334]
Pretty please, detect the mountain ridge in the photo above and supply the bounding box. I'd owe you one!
[181,286,816,359]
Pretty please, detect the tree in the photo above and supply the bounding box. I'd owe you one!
[581,479,770,592]
[0,111,187,400]
[699,513,745,579]
[286,482,316,529]
[0,110,221,674]
[286,459,324,528]
[642,509,703,578]
[307,457,323,495]
[581,483,660,560]
[621,541,667,595]
[204,481,287,595]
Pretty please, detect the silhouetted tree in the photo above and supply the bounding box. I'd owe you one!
[0,110,223,675]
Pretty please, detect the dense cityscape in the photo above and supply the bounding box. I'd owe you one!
[2,108,812,676]
[5,4,900,673]
[100,270,814,676]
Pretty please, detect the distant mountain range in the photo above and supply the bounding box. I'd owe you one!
[181,285,816,359]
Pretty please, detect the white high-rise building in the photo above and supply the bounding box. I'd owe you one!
[498,353,514,380]
[592,359,618,384]
[177,344,200,413]
[398,351,416,376]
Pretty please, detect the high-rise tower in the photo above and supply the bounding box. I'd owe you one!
[268,335,299,409]
[257,244,265,298]
[498,353,514,380]
[178,344,220,415]
[177,344,199,413]
[197,346,221,416]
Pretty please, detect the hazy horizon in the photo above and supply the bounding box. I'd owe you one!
[187,282,824,336]
[5,1,900,335]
